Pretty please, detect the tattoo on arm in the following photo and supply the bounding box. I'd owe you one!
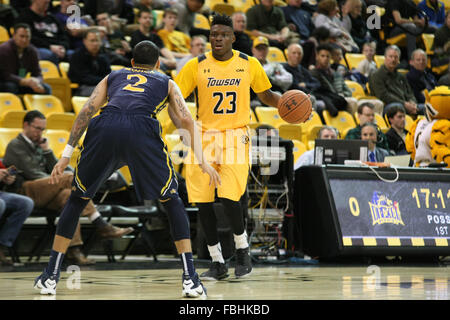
[68,86,100,146]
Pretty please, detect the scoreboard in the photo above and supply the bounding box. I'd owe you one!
[294,165,450,258]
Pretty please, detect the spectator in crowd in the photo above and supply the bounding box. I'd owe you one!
[231,11,252,56]
[294,125,338,169]
[172,0,210,38]
[406,49,438,104]
[385,105,409,155]
[341,0,373,50]
[345,102,390,151]
[0,23,51,94]
[369,45,425,116]
[130,8,176,71]
[15,0,69,64]
[84,0,135,25]
[282,43,323,111]
[432,10,450,67]
[68,28,111,96]
[383,0,427,60]
[96,11,132,67]
[311,43,357,116]
[302,26,332,69]
[176,35,206,73]
[281,0,315,42]
[417,0,446,31]
[0,160,34,266]
[157,7,191,59]
[246,0,300,50]
[330,45,347,76]
[251,36,293,94]
[312,0,359,53]
[3,110,134,265]
[356,41,377,78]
[53,0,91,51]
[361,122,390,162]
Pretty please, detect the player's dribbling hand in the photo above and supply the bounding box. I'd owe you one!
[50,157,70,185]
[199,162,221,187]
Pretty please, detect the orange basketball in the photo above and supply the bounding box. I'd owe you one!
[277,90,312,124]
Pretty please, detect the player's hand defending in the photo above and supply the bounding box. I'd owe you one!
[199,162,221,187]
[50,157,70,185]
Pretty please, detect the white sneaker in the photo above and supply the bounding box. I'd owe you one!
[182,273,207,298]
[34,271,58,295]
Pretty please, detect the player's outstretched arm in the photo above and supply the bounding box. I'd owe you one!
[49,76,108,185]
[167,79,221,187]
[256,89,282,109]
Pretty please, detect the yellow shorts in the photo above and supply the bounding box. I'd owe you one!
[186,127,250,203]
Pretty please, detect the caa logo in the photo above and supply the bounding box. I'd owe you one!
[236,68,245,72]
[368,192,404,226]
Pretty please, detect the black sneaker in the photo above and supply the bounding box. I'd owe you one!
[200,262,229,281]
[235,247,252,278]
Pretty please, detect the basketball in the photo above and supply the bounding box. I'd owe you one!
[277,90,312,124]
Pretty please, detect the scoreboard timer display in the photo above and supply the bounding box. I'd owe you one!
[294,165,450,258]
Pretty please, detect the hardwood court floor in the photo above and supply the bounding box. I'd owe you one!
[0,257,449,300]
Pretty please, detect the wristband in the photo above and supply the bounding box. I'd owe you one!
[62,144,74,158]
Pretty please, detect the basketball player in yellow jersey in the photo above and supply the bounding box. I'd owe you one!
[175,14,281,280]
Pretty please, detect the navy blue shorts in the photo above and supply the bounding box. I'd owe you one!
[72,110,178,201]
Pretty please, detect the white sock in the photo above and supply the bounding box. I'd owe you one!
[234,231,249,250]
[207,243,225,264]
[88,211,101,222]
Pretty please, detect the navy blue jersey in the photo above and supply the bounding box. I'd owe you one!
[105,67,170,115]
[72,67,178,202]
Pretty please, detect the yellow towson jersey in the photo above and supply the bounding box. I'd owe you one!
[175,50,271,131]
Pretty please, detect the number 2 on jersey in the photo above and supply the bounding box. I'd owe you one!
[122,74,147,92]
[213,91,237,114]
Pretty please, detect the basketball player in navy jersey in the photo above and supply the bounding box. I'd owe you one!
[34,40,220,298]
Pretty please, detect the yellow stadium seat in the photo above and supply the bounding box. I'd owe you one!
[322,110,356,134]
[344,80,379,101]
[231,0,254,13]
[154,9,164,27]
[267,46,286,63]
[250,108,257,124]
[374,113,388,130]
[71,96,88,115]
[0,128,22,158]
[194,13,210,29]
[23,94,65,116]
[305,124,324,142]
[0,110,27,128]
[0,25,10,44]
[278,123,302,141]
[205,42,212,51]
[298,110,323,145]
[212,3,235,15]
[345,53,365,70]
[422,34,434,56]
[374,55,385,68]
[118,166,133,186]
[59,61,79,89]
[292,140,307,164]
[0,93,25,119]
[45,129,70,158]
[39,60,62,79]
[254,106,288,128]
[405,114,414,132]
[46,112,76,131]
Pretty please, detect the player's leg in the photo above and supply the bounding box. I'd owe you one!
[34,194,90,295]
[35,119,120,295]
[217,163,252,278]
[159,187,206,298]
